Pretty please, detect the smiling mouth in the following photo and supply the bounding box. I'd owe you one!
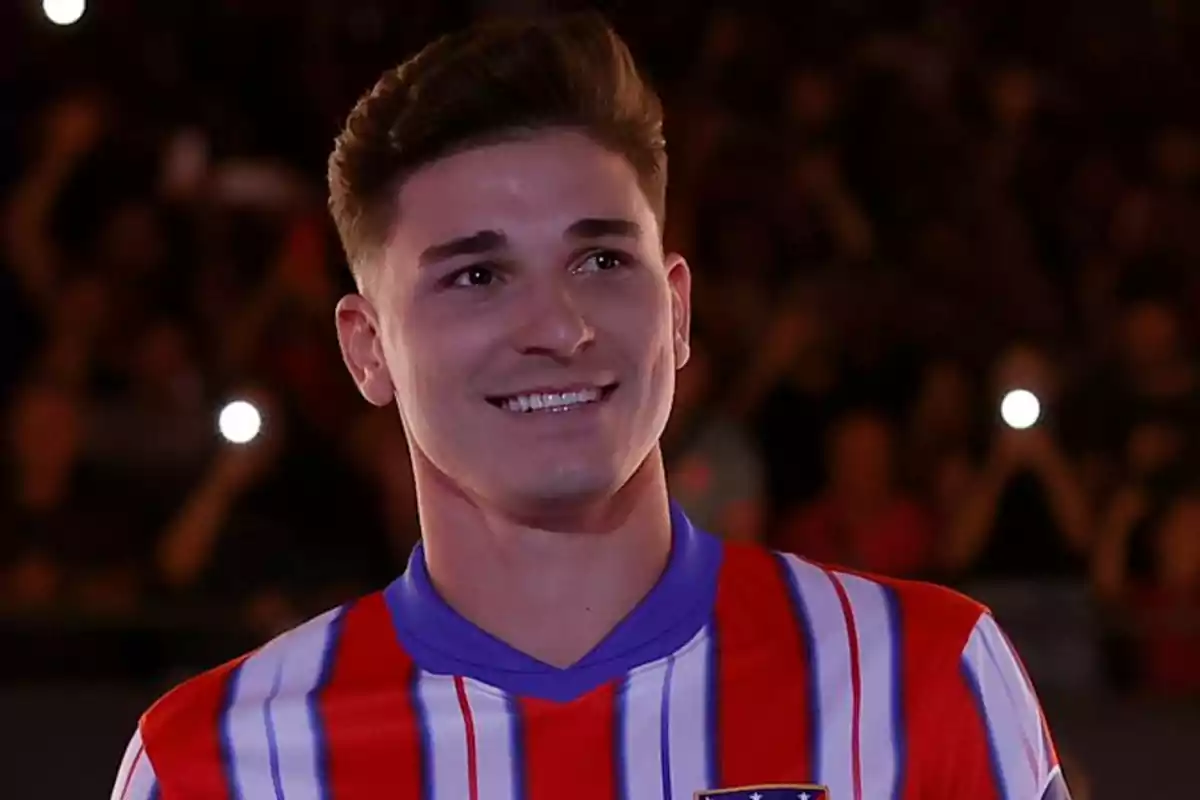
[486,384,619,414]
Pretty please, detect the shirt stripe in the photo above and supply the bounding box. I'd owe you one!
[454,678,481,800]
[831,572,901,800]
[962,614,1056,800]
[884,587,906,800]
[460,680,520,800]
[618,658,669,800]
[665,629,713,795]
[221,608,340,800]
[712,545,813,787]
[219,663,244,799]
[309,607,346,800]
[319,595,427,798]
[418,673,472,800]
[779,554,856,798]
[271,608,345,800]
[139,654,246,800]
[111,731,158,800]
[828,574,864,800]
[518,683,618,800]
[888,581,995,800]
[659,656,677,799]
[223,644,278,800]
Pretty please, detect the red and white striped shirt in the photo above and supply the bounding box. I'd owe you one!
[112,505,1067,799]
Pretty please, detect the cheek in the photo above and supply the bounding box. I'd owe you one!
[391,311,492,404]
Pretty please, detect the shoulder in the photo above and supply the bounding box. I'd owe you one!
[720,542,987,659]
[139,593,397,773]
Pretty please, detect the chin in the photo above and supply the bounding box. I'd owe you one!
[486,463,624,515]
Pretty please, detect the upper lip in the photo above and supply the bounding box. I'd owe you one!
[487,382,617,401]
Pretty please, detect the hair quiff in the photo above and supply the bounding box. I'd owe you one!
[327,12,668,281]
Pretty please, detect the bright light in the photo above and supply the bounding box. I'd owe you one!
[43,0,86,26]
[1001,389,1041,430]
[218,400,262,444]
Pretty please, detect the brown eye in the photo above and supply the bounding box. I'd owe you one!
[578,250,629,273]
[451,265,496,288]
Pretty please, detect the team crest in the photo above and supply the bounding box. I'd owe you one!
[695,785,829,800]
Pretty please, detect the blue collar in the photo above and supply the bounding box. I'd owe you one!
[383,502,723,702]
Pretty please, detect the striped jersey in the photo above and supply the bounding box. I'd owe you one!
[112,504,1069,800]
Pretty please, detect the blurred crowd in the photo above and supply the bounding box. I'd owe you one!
[3,0,1200,703]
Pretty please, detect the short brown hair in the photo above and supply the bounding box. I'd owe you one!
[327,12,668,281]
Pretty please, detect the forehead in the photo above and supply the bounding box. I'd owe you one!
[388,130,657,250]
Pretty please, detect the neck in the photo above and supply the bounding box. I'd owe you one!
[412,450,674,668]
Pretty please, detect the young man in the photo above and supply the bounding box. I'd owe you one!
[112,13,1071,800]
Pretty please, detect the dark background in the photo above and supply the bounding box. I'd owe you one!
[3,1,1200,796]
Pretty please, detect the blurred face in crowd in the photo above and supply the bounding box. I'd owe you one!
[828,411,895,499]
[913,360,973,441]
[989,66,1039,129]
[1120,301,1181,372]
[336,130,691,518]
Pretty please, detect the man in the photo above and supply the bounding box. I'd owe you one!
[112,13,1070,800]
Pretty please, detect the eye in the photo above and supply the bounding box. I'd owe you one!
[576,249,631,273]
[448,265,497,288]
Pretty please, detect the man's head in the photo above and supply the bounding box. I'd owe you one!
[330,14,690,520]
[328,12,668,283]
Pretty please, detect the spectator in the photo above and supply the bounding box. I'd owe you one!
[0,377,146,614]
[940,344,1092,580]
[1095,486,1200,696]
[903,357,980,514]
[1075,293,1200,499]
[777,408,937,578]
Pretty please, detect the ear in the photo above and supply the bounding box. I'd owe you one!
[335,293,395,407]
[664,252,692,370]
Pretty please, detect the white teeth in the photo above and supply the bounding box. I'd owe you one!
[501,387,603,413]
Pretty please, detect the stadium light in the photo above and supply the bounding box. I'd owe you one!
[1000,389,1041,430]
[219,400,263,445]
[43,0,86,26]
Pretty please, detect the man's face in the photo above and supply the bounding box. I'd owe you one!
[336,130,691,517]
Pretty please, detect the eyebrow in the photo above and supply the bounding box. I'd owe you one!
[417,218,642,268]
[418,230,507,268]
[565,217,642,240]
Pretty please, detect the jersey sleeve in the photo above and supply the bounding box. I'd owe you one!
[956,612,1069,800]
[109,727,161,800]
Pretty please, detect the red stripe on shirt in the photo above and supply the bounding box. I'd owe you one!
[455,677,481,800]
[711,544,813,786]
[318,593,426,799]
[517,683,619,800]
[140,654,246,800]
[829,571,864,800]
[889,581,997,800]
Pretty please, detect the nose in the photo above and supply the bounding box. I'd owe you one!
[512,280,595,360]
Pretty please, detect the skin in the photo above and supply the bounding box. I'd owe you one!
[335,129,692,667]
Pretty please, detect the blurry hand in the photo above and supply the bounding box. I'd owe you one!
[45,95,106,160]
[994,426,1060,472]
